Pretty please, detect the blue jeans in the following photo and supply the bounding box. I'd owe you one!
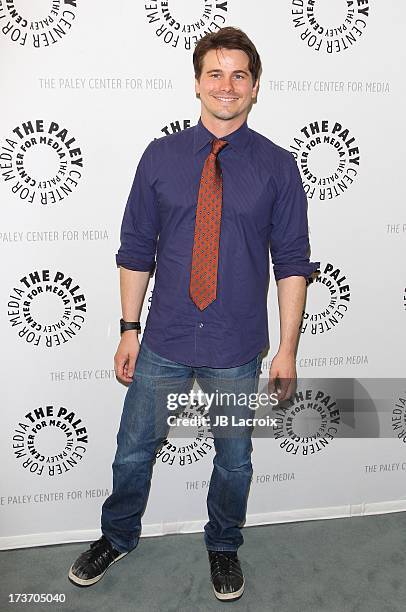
[101,339,262,553]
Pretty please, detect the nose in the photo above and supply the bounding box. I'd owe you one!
[220,76,233,92]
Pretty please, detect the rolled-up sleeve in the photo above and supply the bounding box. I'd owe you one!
[270,152,320,281]
[115,141,159,273]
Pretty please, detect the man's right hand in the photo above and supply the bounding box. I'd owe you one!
[114,331,140,383]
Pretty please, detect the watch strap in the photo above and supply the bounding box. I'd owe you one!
[120,318,141,334]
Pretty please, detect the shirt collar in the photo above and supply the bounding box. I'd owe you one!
[193,117,251,156]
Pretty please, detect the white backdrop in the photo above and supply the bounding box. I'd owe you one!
[1,0,406,550]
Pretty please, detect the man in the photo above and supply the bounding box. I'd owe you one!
[68,26,319,601]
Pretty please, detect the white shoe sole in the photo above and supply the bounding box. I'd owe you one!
[213,579,245,601]
[68,551,129,587]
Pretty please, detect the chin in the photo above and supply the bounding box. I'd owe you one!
[209,109,240,121]
[214,113,235,121]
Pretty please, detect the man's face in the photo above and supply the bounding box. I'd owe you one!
[195,48,259,123]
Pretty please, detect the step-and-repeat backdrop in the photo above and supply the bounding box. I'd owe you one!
[1,1,405,550]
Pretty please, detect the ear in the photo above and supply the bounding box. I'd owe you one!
[195,77,200,96]
[252,78,259,99]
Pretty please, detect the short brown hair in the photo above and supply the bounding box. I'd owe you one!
[193,26,262,84]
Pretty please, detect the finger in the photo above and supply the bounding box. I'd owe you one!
[285,377,297,401]
[277,376,292,401]
[268,368,277,395]
[127,355,136,379]
[115,354,128,380]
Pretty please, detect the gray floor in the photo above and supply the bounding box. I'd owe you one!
[1,512,406,612]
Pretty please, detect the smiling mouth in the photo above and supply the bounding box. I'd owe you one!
[214,96,239,102]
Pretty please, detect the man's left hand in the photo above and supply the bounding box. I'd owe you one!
[268,350,297,402]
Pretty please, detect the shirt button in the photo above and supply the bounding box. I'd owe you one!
[199,322,204,328]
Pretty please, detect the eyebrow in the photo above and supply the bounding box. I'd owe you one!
[206,69,250,75]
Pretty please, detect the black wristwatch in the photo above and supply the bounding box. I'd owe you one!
[120,318,141,335]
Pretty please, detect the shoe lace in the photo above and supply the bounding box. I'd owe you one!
[90,536,110,550]
[211,552,238,577]
[87,537,115,572]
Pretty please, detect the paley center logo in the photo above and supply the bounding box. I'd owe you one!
[145,0,228,50]
[290,119,360,201]
[156,396,214,468]
[291,0,370,53]
[391,393,406,444]
[0,0,78,48]
[301,262,351,335]
[7,268,87,347]
[12,404,88,477]
[0,119,83,205]
[273,387,341,455]
[159,118,192,137]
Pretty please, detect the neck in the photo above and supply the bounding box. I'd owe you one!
[200,111,247,138]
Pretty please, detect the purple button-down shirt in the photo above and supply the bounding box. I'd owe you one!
[116,118,319,367]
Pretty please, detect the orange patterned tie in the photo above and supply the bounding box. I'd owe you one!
[189,138,228,310]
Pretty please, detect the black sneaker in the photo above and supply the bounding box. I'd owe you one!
[68,535,129,587]
[208,551,245,601]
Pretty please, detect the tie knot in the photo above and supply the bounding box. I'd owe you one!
[211,138,228,157]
